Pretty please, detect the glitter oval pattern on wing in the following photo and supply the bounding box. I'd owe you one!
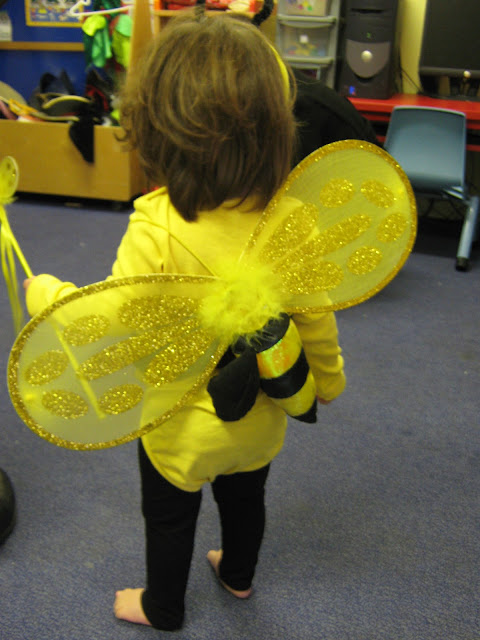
[319,178,355,207]
[63,314,110,346]
[78,319,198,381]
[281,261,344,293]
[347,247,383,275]
[99,384,144,415]
[304,214,372,257]
[118,295,198,330]
[144,328,213,387]
[361,180,395,208]
[377,213,408,243]
[25,351,69,386]
[42,390,89,419]
[259,203,319,263]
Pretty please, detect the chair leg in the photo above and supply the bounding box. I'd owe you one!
[456,195,479,271]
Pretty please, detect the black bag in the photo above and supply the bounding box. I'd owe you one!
[293,69,380,165]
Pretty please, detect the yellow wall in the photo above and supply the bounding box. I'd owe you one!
[398,0,427,93]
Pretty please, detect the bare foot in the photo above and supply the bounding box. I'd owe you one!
[207,550,252,599]
[113,588,151,626]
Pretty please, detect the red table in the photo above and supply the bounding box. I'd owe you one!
[349,94,480,150]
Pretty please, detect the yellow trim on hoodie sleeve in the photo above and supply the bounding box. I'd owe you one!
[26,274,78,317]
[293,311,346,402]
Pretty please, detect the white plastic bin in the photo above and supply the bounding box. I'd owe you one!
[277,17,334,60]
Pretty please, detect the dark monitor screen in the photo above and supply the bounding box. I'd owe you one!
[419,0,480,96]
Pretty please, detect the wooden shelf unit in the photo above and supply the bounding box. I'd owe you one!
[0,0,153,203]
[151,3,276,40]
[152,8,255,31]
[0,0,275,202]
[0,41,84,51]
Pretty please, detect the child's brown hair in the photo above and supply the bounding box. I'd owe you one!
[120,12,297,221]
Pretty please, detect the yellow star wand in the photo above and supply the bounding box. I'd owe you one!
[0,156,33,335]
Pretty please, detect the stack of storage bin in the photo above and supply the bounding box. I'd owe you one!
[276,0,341,87]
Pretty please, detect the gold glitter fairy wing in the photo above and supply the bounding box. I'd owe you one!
[8,141,416,450]
[8,275,226,450]
[242,140,417,312]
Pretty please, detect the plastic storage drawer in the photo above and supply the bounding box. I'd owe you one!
[277,0,331,17]
[276,16,335,64]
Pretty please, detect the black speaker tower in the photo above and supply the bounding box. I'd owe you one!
[337,0,399,99]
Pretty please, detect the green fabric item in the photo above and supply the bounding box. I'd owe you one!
[82,14,107,37]
[111,15,132,68]
[93,0,121,10]
[115,14,132,37]
[82,15,112,68]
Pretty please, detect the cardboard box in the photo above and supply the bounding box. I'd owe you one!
[0,120,147,202]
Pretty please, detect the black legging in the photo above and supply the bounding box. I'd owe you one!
[138,440,270,630]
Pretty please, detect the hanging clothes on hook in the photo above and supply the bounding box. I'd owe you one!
[72,2,133,162]
[82,1,132,79]
[82,13,112,68]
[69,0,133,18]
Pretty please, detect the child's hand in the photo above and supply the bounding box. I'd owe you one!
[317,397,331,405]
[23,276,37,291]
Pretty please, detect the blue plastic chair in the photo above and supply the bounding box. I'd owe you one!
[383,105,479,271]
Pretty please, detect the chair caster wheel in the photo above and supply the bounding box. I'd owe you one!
[455,257,470,272]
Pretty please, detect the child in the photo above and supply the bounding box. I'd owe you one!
[24,13,346,631]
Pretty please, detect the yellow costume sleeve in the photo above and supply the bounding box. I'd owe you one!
[110,192,166,279]
[26,275,78,317]
[293,311,346,402]
[25,191,168,317]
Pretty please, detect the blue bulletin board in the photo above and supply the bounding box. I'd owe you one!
[24,1,82,28]
[0,1,86,98]
[7,1,83,41]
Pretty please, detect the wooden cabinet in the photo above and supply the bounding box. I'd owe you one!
[0,120,147,202]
